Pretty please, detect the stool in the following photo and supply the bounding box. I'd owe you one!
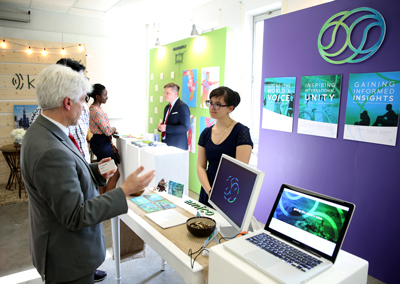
[0,143,25,198]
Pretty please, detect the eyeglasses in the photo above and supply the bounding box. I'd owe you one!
[205,100,228,110]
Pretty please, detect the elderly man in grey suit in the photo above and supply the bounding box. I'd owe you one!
[21,64,155,284]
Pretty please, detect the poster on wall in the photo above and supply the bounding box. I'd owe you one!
[262,77,296,132]
[297,75,342,138]
[188,115,196,153]
[199,116,216,136]
[200,67,220,108]
[14,105,38,130]
[182,69,198,108]
[344,71,400,146]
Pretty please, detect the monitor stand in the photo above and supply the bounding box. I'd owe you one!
[219,221,254,238]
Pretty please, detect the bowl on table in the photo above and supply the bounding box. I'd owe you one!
[186,217,216,237]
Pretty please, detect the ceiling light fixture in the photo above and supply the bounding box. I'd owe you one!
[155,38,161,47]
[27,47,32,54]
[190,24,199,37]
[1,40,6,48]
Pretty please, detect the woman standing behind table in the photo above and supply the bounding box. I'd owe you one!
[89,84,120,194]
[197,86,253,207]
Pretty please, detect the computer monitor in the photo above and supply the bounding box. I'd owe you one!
[208,154,265,238]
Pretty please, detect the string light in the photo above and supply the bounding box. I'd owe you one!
[2,40,84,54]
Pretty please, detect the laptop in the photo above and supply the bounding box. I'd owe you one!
[223,184,355,284]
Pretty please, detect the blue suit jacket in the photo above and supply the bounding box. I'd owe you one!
[162,98,190,150]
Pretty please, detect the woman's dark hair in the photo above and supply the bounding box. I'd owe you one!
[87,84,106,102]
[209,86,241,109]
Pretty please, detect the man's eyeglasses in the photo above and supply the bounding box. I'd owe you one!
[205,100,228,110]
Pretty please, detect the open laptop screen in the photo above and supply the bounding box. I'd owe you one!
[266,184,355,263]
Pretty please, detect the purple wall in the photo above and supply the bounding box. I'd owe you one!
[255,0,400,283]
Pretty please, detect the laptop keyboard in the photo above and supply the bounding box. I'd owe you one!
[246,233,322,272]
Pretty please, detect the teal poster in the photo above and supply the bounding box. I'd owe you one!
[182,69,197,108]
[297,75,342,138]
[344,71,400,146]
[262,77,296,132]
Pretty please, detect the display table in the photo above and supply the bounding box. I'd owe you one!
[0,143,24,198]
[112,191,232,284]
[118,139,189,196]
[208,241,368,284]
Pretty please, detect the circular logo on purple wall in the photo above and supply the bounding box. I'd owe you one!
[318,7,386,64]
[224,176,239,203]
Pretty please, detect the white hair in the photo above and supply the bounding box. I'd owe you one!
[35,64,92,110]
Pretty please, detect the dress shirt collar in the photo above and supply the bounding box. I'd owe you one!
[170,96,179,110]
[41,113,69,136]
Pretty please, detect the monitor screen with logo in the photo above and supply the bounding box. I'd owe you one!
[208,154,265,237]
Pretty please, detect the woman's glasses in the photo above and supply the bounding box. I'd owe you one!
[205,100,228,110]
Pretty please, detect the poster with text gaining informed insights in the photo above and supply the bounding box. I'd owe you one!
[344,72,400,146]
[262,77,296,132]
[297,75,342,138]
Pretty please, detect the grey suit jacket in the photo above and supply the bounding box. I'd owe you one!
[21,115,128,282]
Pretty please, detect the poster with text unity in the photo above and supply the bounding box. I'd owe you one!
[262,77,296,132]
[344,71,400,146]
[297,75,342,138]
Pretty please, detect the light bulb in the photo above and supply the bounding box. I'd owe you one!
[42,48,47,56]
[78,44,83,52]
[27,47,32,54]
[61,48,66,55]
[1,40,6,48]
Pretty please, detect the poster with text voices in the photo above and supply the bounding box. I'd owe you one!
[262,77,296,132]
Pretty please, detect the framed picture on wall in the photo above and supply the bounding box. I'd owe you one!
[182,69,198,108]
[14,105,38,130]
[200,67,220,108]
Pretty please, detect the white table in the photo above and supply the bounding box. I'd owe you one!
[208,241,368,284]
[111,193,231,284]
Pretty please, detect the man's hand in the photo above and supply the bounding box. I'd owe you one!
[98,157,117,179]
[158,122,166,132]
[121,166,155,196]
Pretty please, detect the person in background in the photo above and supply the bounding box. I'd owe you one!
[20,64,155,284]
[157,83,190,150]
[30,58,91,164]
[89,84,120,194]
[197,86,253,207]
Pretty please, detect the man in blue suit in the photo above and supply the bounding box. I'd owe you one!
[158,83,190,150]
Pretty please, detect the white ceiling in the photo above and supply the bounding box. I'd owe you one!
[0,0,135,17]
[0,0,214,20]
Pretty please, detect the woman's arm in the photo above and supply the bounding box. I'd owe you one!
[235,144,253,164]
[197,145,212,195]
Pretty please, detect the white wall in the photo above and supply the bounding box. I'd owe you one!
[0,7,148,136]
